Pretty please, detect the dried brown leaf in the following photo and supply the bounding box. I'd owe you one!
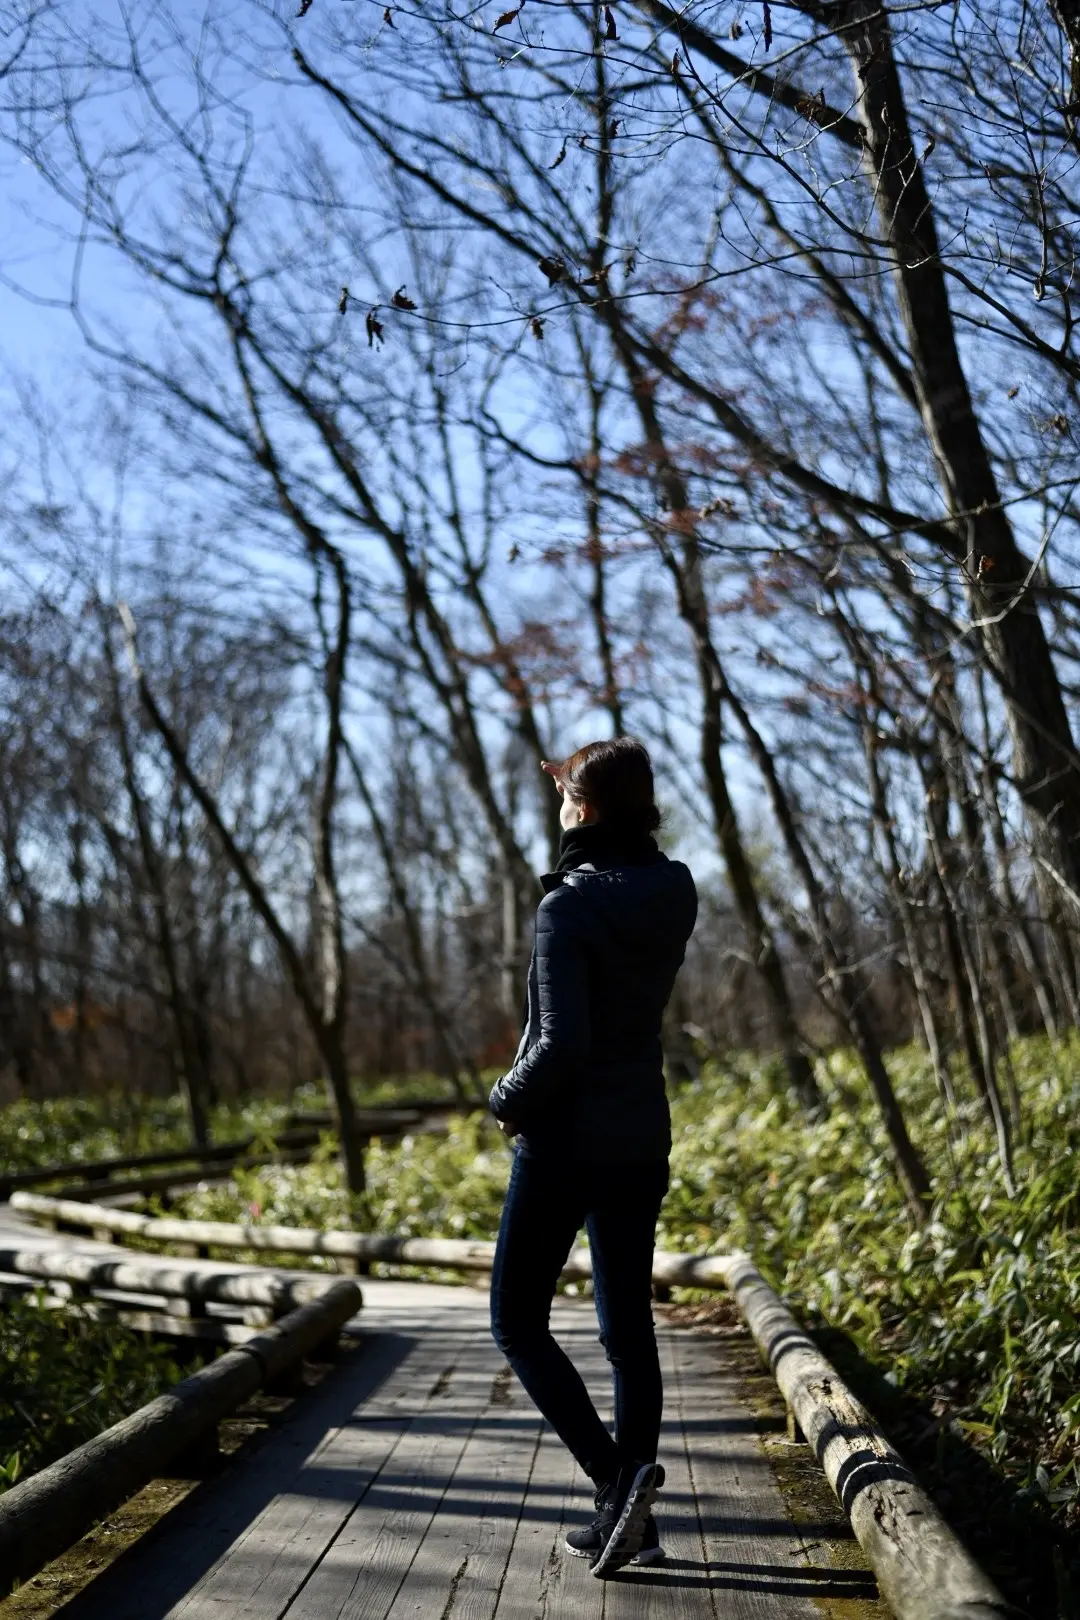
[762,0,771,49]
[603,5,617,39]
[366,310,384,348]
[391,286,417,310]
[549,140,568,170]
[492,4,521,31]
[538,255,566,285]
[338,286,349,315]
[530,316,545,340]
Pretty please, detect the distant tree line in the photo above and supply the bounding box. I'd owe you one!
[1,0,1079,1210]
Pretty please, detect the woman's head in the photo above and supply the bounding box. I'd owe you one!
[542,737,661,835]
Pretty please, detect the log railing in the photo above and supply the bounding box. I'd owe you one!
[0,1104,450,1203]
[0,1270,361,1592]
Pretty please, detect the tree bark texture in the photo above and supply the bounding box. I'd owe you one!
[833,0,1080,906]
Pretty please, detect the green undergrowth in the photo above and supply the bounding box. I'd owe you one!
[0,1076,460,1177]
[0,1293,185,1495]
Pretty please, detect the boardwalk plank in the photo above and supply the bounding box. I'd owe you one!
[284,1335,506,1620]
[61,1324,464,1620]
[172,1327,477,1620]
[493,1424,604,1620]
[592,1329,716,1620]
[380,1371,542,1620]
[672,1331,863,1615]
[491,1304,607,1620]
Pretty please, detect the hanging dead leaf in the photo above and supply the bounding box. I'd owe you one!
[391,286,417,310]
[549,140,568,170]
[493,4,521,30]
[296,0,313,15]
[603,5,617,39]
[670,49,680,73]
[366,310,384,348]
[538,255,566,285]
[338,286,349,315]
[508,543,521,562]
[530,316,545,340]
[1007,384,1020,398]
[730,18,742,37]
[580,265,610,286]
[383,6,395,22]
[608,118,619,139]
[796,89,826,123]
[762,0,771,48]
[921,134,935,161]
[1049,412,1069,433]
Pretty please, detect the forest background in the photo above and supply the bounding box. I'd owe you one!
[2,0,1080,1609]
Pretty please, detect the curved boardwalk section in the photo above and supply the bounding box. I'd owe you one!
[40,1279,882,1620]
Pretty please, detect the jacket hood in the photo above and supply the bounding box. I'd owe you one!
[558,856,697,952]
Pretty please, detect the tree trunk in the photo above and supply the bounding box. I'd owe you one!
[834,0,1080,907]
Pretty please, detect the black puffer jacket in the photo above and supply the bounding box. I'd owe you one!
[489,844,697,1161]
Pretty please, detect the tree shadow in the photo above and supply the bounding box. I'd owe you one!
[610,1554,878,1598]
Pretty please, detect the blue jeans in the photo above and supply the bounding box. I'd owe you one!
[490,1150,668,1486]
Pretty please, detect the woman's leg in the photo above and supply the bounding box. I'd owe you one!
[586,1160,669,1468]
[490,1152,621,1486]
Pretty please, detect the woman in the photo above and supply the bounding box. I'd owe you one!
[489,737,697,1578]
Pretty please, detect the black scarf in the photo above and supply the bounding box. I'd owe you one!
[554,821,660,874]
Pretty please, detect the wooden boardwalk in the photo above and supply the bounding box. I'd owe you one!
[0,1205,884,1618]
[52,1290,882,1617]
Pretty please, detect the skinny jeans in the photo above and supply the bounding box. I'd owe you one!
[489,1150,668,1486]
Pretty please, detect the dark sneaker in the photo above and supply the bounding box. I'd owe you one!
[633,1517,665,1565]
[590,1461,665,1578]
[565,1507,664,1564]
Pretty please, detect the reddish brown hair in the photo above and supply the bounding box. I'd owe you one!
[554,737,661,834]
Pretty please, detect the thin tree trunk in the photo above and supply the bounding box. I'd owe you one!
[862,715,955,1111]
[720,681,932,1217]
[345,738,482,1104]
[103,624,209,1149]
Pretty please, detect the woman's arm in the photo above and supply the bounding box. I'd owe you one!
[489,885,592,1124]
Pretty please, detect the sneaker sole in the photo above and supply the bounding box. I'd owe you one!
[564,1540,665,1564]
[590,1463,664,1578]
